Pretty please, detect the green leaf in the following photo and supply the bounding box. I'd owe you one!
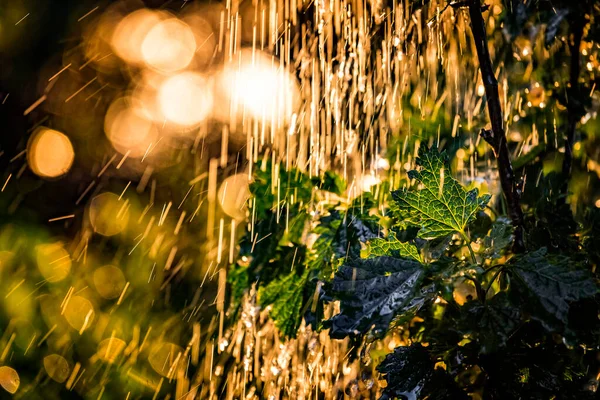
[377,344,432,399]
[482,217,513,259]
[306,215,341,280]
[463,292,521,354]
[391,146,491,240]
[377,344,468,400]
[323,256,429,338]
[311,170,346,195]
[509,248,598,331]
[468,210,493,240]
[258,269,309,338]
[227,263,250,306]
[250,161,314,220]
[363,232,422,262]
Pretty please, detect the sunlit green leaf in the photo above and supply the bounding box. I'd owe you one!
[363,232,422,262]
[392,146,491,240]
[258,269,309,338]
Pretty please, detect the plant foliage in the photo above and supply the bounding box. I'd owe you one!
[230,146,600,398]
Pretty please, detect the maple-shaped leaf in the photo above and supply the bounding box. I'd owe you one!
[377,344,468,400]
[258,269,309,338]
[392,146,491,240]
[463,292,521,354]
[509,248,598,331]
[363,232,422,262]
[323,256,430,338]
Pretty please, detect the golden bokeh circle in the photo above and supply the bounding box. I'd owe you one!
[27,127,74,179]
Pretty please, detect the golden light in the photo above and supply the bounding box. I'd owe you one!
[11,318,37,350]
[141,18,196,73]
[27,127,74,179]
[476,84,485,97]
[104,97,157,158]
[63,296,95,333]
[130,71,167,123]
[182,14,216,66]
[218,174,250,220]
[360,174,381,192]
[526,83,545,107]
[4,282,34,320]
[81,5,124,72]
[453,280,478,306]
[111,9,165,66]
[148,342,184,377]
[219,49,300,124]
[93,265,126,299]
[39,294,62,328]
[0,366,19,394]
[97,337,127,363]
[43,354,70,383]
[0,251,14,271]
[35,242,71,283]
[158,72,213,127]
[88,192,130,237]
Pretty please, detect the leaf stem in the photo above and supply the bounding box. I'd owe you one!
[466,0,525,252]
[484,267,504,298]
[461,231,477,265]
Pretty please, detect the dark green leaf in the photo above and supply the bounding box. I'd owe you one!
[377,344,432,399]
[324,256,429,338]
[482,217,513,259]
[468,210,493,240]
[377,344,468,400]
[423,234,452,261]
[463,292,521,354]
[510,248,598,331]
[391,146,491,240]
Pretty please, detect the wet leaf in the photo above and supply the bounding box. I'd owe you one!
[312,170,346,195]
[258,269,309,338]
[377,344,467,400]
[324,256,429,338]
[392,146,490,240]
[509,248,598,331]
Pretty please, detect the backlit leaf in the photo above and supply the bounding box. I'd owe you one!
[392,146,491,240]
[258,269,309,338]
[364,232,422,262]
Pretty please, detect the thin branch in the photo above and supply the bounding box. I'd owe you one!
[465,0,525,252]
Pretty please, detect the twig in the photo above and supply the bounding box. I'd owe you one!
[465,0,525,252]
